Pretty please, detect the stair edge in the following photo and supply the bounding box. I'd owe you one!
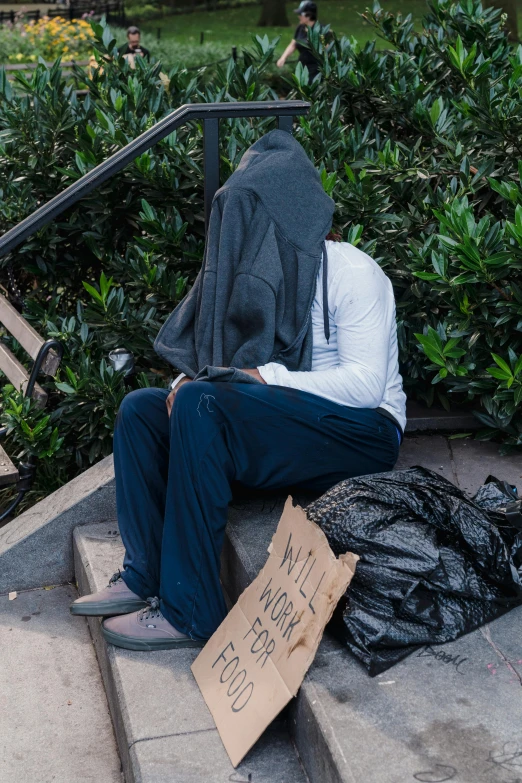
[222,524,349,783]
[73,526,137,783]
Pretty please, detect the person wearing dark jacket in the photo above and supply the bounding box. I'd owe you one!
[121,26,151,62]
[70,130,406,651]
[277,1,320,83]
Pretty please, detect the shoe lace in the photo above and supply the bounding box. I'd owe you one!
[138,596,163,621]
[108,570,123,588]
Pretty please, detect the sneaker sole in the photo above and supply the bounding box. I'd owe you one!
[101,625,206,651]
[70,600,148,617]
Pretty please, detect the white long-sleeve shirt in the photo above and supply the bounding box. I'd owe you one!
[257,241,407,431]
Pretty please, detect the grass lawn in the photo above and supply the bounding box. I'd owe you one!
[141,0,429,55]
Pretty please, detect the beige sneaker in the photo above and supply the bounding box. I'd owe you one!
[70,571,148,617]
[101,597,206,651]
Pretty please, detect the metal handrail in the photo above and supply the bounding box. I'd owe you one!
[0,100,310,258]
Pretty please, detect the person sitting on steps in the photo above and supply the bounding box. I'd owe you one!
[70,130,406,652]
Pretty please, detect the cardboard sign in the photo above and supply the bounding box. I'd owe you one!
[191,496,358,768]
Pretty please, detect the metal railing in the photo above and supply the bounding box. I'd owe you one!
[2,51,238,81]
[0,100,310,258]
[0,2,125,26]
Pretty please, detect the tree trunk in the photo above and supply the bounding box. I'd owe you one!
[258,0,290,27]
[484,0,518,40]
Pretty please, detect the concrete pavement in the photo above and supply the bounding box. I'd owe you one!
[0,584,122,783]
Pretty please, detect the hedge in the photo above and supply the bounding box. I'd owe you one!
[0,0,521,510]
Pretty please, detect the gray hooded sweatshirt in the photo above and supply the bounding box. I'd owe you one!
[154,129,334,378]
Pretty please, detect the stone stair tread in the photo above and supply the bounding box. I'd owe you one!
[405,400,481,432]
[222,437,522,783]
[74,524,308,783]
[0,583,121,783]
[225,492,522,783]
[131,723,307,783]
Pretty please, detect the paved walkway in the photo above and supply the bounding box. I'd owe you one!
[223,433,522,783]
[397,434,521,495]
[0,584,122,783]
[0,433,519,783]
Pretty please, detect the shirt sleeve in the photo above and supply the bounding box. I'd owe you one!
[257,264,395,409]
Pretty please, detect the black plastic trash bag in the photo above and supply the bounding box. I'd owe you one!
[306,467,522,676]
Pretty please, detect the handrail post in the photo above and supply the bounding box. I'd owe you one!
[278,115,294,134]
[203,118,220,232]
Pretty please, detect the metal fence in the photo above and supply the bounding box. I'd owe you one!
[1,48,239,82]
[0,1,125,26]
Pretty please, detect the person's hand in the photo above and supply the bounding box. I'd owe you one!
[276,57,286,68]
[166,377,191,416]
[241,369,267,383]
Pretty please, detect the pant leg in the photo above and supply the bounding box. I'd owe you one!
[307,63,319,83]
[160,381,399,640]
[113,387,171,600]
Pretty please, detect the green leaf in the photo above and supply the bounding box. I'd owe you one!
[55,383,76,394]
[413,272,441,281]
[485,252,512,266]
[430,98,442,125]
[437,235,459,249]
[487,367,512,381]
[491,353,513,376]
[82,282,104,306]
[443,337,462,355]
[415,332,445,366]
[99,272,113,301]
[140,199,156,222]
[344,163,356,183]
[346,224,363,246]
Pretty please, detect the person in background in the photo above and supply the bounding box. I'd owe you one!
[121,26,151,63]
[277,1,320,83]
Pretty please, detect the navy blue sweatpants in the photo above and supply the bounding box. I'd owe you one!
[114,382,400,640]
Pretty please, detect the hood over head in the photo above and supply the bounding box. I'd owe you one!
[220,129,333,255]
[154,129,334,377]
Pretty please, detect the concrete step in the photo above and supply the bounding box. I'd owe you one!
[73,523,309,783]
[3,435,519,783]
[222,437,522,783]
[0,584,122,783]
[405,400,481,433]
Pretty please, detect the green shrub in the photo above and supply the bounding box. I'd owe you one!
[111,25,237,71]
[125,4,165,22]
[1,1,522,512]
[288,1,522,445]
[0,26,279,508]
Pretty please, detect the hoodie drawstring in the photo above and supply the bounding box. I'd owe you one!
[322,240,330,344]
